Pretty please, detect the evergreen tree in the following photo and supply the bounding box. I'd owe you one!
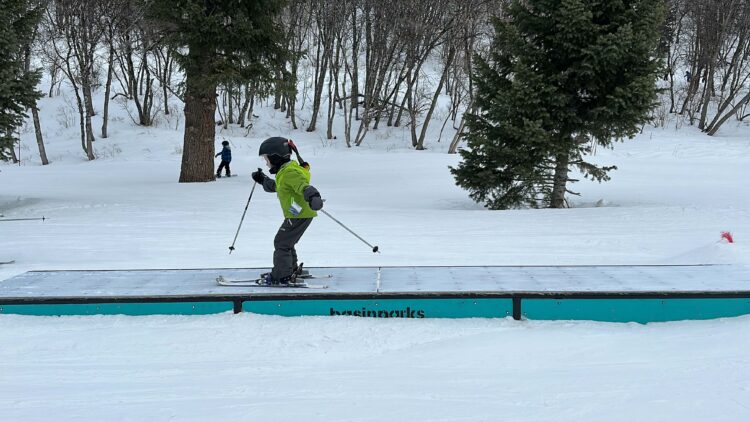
[451,0,665,209]
[0,0,42,161]
[149,0,287,182]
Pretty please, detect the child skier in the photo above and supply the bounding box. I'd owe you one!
[215,140,232,178]
[252,137,323,285]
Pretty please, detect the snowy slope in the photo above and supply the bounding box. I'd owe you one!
[1,314,749,421]
[2,95,748,277]
[2,82,750,419]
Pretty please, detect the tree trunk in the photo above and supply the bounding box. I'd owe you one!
[141,65,153,126]
[125,41,147,125]
[220,89,229,130]
[83,82,96,117]
[48,61,59,97]
[85,108,95,160]
[72,85,87,156]
[666,58,676,113]
[407,75,418,147]
[159,47,173,115]
[395,81,410,127]
[288,62,299,129]
[23,44,49,165]
[307,37,330,132]
[550,152,570,208]
[340,62,352,147]
[9,138,19,164]
[416,47,455,150]
[326,42,340,140]
[350,7,359,116]
[448,115,466,154]
[163,63,171,115]
[679,63,701,116]
[273,70,282,109]
[707,90,750,136]
[32,107,49,165]
[179,64,217,183]
[238,84,251,127]
[698,65,715,130]
[82,67,96,159]
[102,43,114,138]
[227,84,234,124]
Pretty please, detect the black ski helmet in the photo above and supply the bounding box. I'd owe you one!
[259,137,292,173]
[221,140,229,146]
[258,137,291,159]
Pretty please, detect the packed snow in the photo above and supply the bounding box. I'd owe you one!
[2,85,750,420]
[2,313,750,420]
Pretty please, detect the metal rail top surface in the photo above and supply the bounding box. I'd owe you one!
[1,265,749,299]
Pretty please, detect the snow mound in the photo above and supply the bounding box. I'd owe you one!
[658,239,750,265]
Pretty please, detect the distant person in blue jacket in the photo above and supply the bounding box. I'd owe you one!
[215,140,232,178]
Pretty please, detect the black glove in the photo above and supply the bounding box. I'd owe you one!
[251,169,266,184]
[303,185,323,211]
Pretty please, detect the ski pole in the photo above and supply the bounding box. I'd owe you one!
[228,177,258,254]
[319,209,379,253]
[0,217,47,222]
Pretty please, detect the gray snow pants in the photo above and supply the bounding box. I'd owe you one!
[272,218,313,279]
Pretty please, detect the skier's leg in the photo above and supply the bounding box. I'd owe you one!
[217,161,226,176]
[291,246,298,270]
[272,218,313,280]
[225,162,231,176]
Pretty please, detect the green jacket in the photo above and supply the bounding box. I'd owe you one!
[274,161,318,219]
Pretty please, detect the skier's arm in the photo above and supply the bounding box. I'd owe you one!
[303,185,323,210]
[262,178,276,193]
[252,169,276,192]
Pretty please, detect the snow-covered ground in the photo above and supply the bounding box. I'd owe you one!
[1,313,749,421]
[2,88,750,419]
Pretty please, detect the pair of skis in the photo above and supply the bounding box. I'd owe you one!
[216,273,331,289]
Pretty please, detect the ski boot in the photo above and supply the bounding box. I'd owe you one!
[259,272,297,286]
[260,264,309,281]
[293,263,311,279]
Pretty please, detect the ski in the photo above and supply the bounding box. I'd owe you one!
[216,275,328,289]
[0,260,15,265]
[259,273,332,280]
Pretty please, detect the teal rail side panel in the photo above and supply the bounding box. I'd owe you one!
[0,301,234,316]
[244,298,513,318]
[523,298,750,323]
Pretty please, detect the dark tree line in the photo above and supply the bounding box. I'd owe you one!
[5,0,496,175]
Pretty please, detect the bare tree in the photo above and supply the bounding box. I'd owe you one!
[101,0,133,138]
[277,0,314,130]
[704,4,750,134]
[41,0,107,160]
[151,44,176,115]
[306,0,337,132]
[112,10,156,127]
[447,0,498,153]
[673,0,750,135]
[24,17,50,165]
[354,0,410,145]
